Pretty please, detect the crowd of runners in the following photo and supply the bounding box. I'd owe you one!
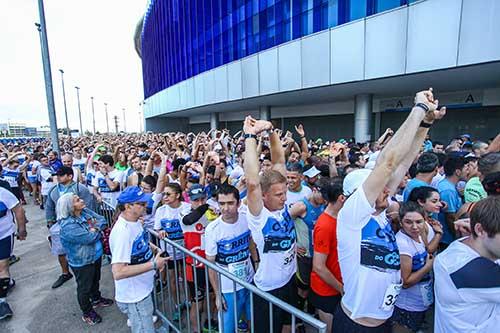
[0,88,499,333]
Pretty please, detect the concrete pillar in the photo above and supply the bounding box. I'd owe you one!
[259,105,270,120]
[210,113,218,137]
[354,94,373,143]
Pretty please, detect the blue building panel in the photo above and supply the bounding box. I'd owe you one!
[142,0,409,99]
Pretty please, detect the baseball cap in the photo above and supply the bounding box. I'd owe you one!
[303,166,321,178]
[343,168,372,196]
[188,184,206,200]
[117,186,149,204]
[56,166,74,176]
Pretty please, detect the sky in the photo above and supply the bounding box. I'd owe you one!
[0,0,149,133]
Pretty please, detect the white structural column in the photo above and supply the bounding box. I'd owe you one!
[354,94,373,143]
[259,105,270,120]
[210,113,219,136]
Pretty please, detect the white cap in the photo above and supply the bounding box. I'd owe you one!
[303,166,321,178]
[343,168,372,196]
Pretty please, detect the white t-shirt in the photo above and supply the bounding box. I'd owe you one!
[0,187,19,239]
[337,188,401,320]
[142,192,163,230]
[72,166,80,183]
[286,185,312,208]
[39,167,55,195]
[247,206,296,291]
[73,157,86,174]
[110,216,154,303]
[154,201,190,260]
[92,169,124,208]
[434,238,500,333]
[431,173,445,189]
[86,168,96,192]
[28,160,41,180]
[204,214,255,293]
[2,166,21,188]
[395,225,435,312]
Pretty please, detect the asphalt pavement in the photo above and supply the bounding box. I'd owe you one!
[0,196,129,333]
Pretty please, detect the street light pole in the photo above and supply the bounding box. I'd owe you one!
[90,96,96,135]
[59,69,70,135]
[35,0,60,153]
[75,86,83,135]
[122,108,126,133]
[104,103,109,134]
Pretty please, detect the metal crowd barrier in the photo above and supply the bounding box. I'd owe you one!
[147,229,327,333]
[96,200,116,225]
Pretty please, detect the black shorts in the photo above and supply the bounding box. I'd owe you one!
[308,289,341,315]
[296,256,313,289]
[333,304,391,333]
[0,234,14,260]
[187,266,211,301]
[253,275,299,333]
[391,306,427,332]
[167,258,183,270]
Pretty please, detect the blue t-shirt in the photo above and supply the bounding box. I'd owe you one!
[437,178,462,244]
[403,178,430,202]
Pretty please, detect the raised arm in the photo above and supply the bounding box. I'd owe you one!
[295,124,309,162]
[270,129,286,177]
[363,89,444,205]
[243,116,273,215]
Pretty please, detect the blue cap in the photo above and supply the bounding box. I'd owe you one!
[117,186,150,204]
[188,184,206,200]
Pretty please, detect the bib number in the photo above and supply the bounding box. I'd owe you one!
[283,247,295,266]
[420,281,434,307]
[228,260,247,279]
[381,283,402,311]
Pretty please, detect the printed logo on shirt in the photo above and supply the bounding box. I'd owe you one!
[160,218,184,241]
[360,218,400,271]
[262,210,296,253]
[86,173,95,186]
[215,230,251,265]
[0,201,8,218]
[98,177,115,192]
[130,230,153,265]
[412,250,431,282]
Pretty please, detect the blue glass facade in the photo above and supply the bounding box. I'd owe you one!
[142,0,408,99]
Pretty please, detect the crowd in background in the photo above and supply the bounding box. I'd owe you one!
[0,88,499,333]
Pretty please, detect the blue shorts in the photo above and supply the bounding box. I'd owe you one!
[0,234,14,260]
[28,176,38,184]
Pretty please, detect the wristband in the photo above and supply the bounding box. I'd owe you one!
[243,133,257,140]
[419,121,432,128]
[152,259,157,271]
[415,103,429,112]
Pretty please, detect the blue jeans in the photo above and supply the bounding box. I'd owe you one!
[117,293,155,333]
[221,288,251,333]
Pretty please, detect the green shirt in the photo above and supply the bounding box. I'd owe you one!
[464,176,487,203]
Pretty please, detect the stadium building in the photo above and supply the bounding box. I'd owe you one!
[138,0,500,142]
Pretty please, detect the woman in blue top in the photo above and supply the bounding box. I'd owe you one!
[57,193,114,326]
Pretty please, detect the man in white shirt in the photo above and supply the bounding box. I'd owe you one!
[334,89,447,332]
[434,196,500,333]
[0,187,27,320]
[205,184,257,333]
[92,155,123,208]
[110,186,168,333]
[242,116,298,333]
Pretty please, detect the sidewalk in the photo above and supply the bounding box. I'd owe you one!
[0,198,128,333]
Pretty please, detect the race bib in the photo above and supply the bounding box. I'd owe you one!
[228,260,247,279]
[381,283,402,311]
[420,281,434,307]
[283,246,296,266]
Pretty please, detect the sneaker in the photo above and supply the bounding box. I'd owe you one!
[7,279,15,294]
[92,297,114,308]
[51,273,73,289]
[82,309,102,325]
[0,302,13,320]
[202,319,219,332]
[8,255,20,266]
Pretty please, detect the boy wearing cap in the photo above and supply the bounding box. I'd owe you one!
[334,89,446,332]
[110,186,168,333]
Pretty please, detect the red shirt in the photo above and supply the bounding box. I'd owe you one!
[310,212,343,296]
